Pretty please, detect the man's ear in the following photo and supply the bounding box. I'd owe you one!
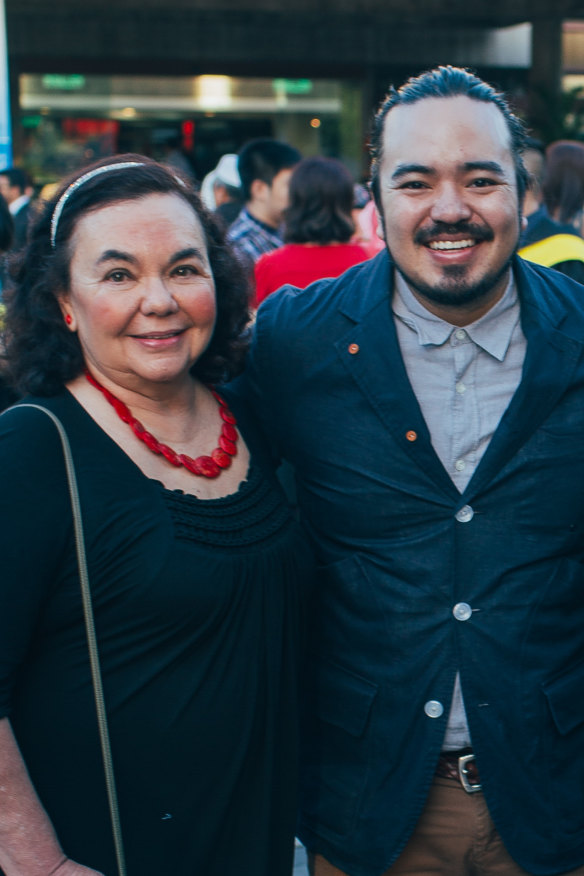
[250,178,269,203]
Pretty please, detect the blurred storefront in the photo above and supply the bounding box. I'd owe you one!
[19,73,366,186]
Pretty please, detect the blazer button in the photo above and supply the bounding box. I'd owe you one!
[406,430,417,442]
[424,700,444,718]
[348,343,359,354]
[453,602,472,621]
[455,505,474,523]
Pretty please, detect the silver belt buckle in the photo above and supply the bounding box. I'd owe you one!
[458,753,482,794]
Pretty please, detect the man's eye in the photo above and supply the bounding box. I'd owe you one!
[399,180,427,190]
[470,178,496,188]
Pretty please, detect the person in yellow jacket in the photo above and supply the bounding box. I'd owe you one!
[519,139,584,284]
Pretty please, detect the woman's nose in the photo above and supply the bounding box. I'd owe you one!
[140,277,179,314]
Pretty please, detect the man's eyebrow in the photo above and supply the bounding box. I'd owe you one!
[463,161,506,176]
[390,160,507,183]
[391,163,434,181]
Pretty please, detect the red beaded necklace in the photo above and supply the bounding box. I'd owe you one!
[85,370,238,479]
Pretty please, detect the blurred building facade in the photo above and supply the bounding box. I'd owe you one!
[5,0,584,185]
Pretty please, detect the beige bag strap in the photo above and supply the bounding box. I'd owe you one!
[15,404,127,876]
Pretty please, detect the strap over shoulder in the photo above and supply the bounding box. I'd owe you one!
[2,403,127,876]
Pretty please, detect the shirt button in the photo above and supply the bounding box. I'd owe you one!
[424,700,444,718]
[455,329,466,340]
[455,505,474,523]
[455,459,466,472]
[456,382,466,394]
[348,343,359,354]
[453,602,472,621]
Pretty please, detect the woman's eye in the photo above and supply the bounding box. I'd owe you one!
[172,265,198,278]
[106,270,130,283]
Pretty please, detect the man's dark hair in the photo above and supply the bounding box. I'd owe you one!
[284,156,355,244]
[237,138,301,202]
[0,167,31,195]
[369,65,529,210]
[3,154,250,396]
[522,136,546,196]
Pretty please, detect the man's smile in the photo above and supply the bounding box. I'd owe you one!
[427,239,477,251]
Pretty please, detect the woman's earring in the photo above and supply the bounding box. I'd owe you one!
[65,313,72,325]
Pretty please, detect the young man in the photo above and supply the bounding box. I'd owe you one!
[227,137,301,275]
[238,67,584,875]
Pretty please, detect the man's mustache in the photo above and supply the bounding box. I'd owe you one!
[414,222,494,245]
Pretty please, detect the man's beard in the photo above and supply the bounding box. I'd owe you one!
[395,258,514,310]
[389,220,517,311]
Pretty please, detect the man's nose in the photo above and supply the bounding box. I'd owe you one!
[429,184,472,224]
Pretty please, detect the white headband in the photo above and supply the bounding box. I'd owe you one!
[50,161,146,248]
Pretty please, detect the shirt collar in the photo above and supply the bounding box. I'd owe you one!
[8,194,29,216]
[392,268,520,362]
[242,207,281,236]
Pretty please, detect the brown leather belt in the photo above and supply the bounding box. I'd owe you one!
[436,750,482,793]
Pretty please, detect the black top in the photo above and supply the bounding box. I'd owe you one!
[0,391,313,876]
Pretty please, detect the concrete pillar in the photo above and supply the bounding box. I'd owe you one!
[528,17,563,142]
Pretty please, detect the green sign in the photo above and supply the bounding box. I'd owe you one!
[42,74,86,91]
[273,78,313,95]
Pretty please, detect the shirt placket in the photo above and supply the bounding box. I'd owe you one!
[450,328,478,493]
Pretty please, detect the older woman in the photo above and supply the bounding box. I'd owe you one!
[253,157,371,306]
[0,155,313,876]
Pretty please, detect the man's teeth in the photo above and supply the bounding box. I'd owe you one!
[428,239,476,251]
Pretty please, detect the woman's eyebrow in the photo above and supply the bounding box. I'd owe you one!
[96,249,137,265]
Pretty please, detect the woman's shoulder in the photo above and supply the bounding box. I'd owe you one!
[0,393,75,505]
[0,391,84,444]
[0,390,114,476]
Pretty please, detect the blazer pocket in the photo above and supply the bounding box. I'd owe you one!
[541,658,584,838]
[300,657,378,838]
[313,656,378,736]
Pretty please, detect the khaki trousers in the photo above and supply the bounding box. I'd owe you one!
[309,775,584,876]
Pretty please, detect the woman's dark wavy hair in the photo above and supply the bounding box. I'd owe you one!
[542,140,584,226]
[369,65,529,213]
[3,154,250,396]
[283,157,355,245]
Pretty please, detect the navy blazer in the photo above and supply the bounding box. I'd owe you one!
[239,250,584,876]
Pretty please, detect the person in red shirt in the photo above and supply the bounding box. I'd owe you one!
[254,157,371,307]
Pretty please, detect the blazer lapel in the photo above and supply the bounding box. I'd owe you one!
[334,254,459,500]
[463,259,584,500]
